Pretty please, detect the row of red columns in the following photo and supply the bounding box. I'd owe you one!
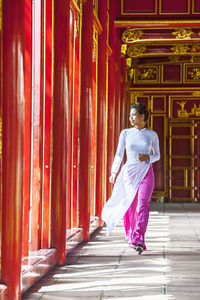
[0,0,126,299]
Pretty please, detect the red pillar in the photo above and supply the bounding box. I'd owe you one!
[96,0,107,221]
[106,0,117,199]
[23,0,32,256]
[78,0,93,240]
[51,0,69,265]
[114,32,122,148]
[1,0,25,299]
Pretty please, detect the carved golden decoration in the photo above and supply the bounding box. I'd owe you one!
[177,101,200,118]
[121,44,127,55]
[192,91,200,96]
[171,44,190,54]
[126,58,132,68]
[127,44,146,58]
[128,68,134,80]
[138,68,156,80]
[131,92,144,104]
[172,28,193,39]
[188,68,200,80]
[168,56,180,63]
[122,28,144,43]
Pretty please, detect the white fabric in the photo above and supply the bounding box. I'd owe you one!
[101,127,160,235]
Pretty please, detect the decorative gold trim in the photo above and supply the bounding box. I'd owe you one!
[161,64,182,85]
[169,96,200,119]
[151,95,166,113]
[121,28,144,43]
[185,64,200,82]
[151,114,167,197]
[171,44,190,54]
[125,58,132,68]
[121,0,158,15]
[188,67,200,80]
[192,0,200,14]
[172,28,193,39]
[192,91,200,96]
[159,0,190,15]
[106,42,112,56]
[121,44,127,56]
[115,20,200,26]
[127,44,146,58]
[93,10,103,34]
[134,65,159,83]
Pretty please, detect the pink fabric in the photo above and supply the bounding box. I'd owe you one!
[123,165,154,250]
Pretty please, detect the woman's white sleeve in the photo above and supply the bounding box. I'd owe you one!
[111,130,126,173]
[149,132,160,164]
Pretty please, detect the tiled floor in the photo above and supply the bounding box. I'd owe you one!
[22,203,200,300]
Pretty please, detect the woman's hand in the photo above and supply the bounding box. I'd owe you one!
[137,153,150,162]
[110,173,117,184]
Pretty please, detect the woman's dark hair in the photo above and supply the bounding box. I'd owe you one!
[131,103,149,122]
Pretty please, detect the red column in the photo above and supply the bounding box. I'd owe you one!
[1,0,25,299]
[51,0,69,265]
[23,0,32,256]
[114,32,122,148]
[106,0,116,199]
[78,0,93,240]
[95,0,107,222]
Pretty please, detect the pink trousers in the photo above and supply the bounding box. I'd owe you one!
[123,165,154,250]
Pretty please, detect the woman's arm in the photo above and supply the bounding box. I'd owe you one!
[111,130,126,174]
[149,132,160,164]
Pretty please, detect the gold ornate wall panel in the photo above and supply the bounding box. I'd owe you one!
[134,66,160,84]
[120,0,200,16]
[169,120,198,202]
[121,0,157,15]
[130,88,200,202]
[185,64,200,82]
[127,62,200,85]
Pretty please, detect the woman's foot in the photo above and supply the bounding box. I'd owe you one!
[135,243,144,255]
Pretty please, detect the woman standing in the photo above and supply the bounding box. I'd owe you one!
[101,103,160,254]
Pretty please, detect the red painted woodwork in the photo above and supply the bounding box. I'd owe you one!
[90,46,97,217]
[78,0,93,240]
[1,0,25,299]
[161,0,188,13]
[23,0,32,257]
[30,0,42,251]
[194,0,200,12]
[51,0,69,265]
[106,0,116,199]
[95,0,108,223]
[72,18,80,228]
[114,33,122,149]
[41,0,53,249]
[67,8,74,229]
[123,0,156,13]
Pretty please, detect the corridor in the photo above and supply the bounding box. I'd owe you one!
[22,203,200,300]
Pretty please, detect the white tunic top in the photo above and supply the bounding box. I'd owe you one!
[101,127,160,235]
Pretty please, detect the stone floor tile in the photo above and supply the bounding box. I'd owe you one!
[22,203,200,300]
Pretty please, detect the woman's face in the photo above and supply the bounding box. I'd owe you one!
[129,108,145,128]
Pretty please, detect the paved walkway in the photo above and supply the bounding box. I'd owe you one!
[22,203,200,300]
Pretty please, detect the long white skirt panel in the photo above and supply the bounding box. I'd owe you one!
[101,161,150,235]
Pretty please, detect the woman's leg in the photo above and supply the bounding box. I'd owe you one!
[129,165,155,249]
[123,190,138,246]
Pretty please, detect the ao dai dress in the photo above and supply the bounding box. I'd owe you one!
[101,126,160,238]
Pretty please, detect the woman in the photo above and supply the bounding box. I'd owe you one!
[101,103,160,254]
